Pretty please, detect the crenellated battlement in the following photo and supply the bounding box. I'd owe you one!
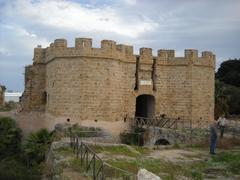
[75,38,92,49]
[158,49,175,58]
[32,38,215,68]
[184,49,198,59]
[139,48,153,64]
[101,40,116,50]
[41,38,135,63]
[116,44,133,56]
[156,49,215,68]
[54,39,67,49]
[33,45,46,64]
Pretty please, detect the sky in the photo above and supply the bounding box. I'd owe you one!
[0,0,240,92]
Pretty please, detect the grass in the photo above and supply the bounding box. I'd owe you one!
[68,157,103,178]
[92,145,140,157]
[182,151,240,179]
[70,124,102,138]
[53,141,240,180]
[106,158,184,179]
[90,144,240,179]
[55,147,74,156]
[69,158,83,172]
[211,151,240,174]
[104,149,240,180]
[133,146,151,154]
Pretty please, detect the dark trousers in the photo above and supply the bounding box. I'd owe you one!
[210,135,217,154]
[220,126,225,138]
[210,127,217,154]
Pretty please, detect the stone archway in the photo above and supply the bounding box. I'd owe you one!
[135,94,155,118]
[154,139,170,145]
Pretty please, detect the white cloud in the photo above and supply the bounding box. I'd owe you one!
[8,0,158,38]
[123,0,137,5]
[16,28,37,38]
[0,24,50,52]
[0,47,12,56]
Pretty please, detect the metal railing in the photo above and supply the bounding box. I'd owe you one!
[70,133,136,180]
[134,116,240,143]
[134,116,214,129]
[134,116,192,129]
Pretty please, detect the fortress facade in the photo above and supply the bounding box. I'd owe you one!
[22,38,215,132]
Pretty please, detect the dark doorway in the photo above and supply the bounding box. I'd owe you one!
[135,94,155,118]
[155,139,170,145]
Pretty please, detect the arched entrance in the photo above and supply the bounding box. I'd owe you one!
[155,139,170,145]
[135,94,155,118]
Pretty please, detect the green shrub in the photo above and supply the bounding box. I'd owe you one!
[0,117,22,158]
[120,127,145,146]
[120,132,140,145]
[0,157,41,180]
[70,124,102,137]
[23,129,52,165]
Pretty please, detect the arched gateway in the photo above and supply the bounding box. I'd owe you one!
[135,94,155,118]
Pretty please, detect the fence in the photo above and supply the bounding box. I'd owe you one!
[70,133,137,180]
[132,116,240,145]
[134,116,191,129]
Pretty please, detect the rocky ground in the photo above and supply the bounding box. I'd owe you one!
[45,138,240,180]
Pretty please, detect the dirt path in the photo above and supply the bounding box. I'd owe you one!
[62,168,90,180]
[147,148,208,162]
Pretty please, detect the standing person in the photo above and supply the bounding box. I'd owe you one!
[218,115,227,138]
[210,119,218,155]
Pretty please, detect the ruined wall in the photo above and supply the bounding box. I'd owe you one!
[22,47,46,111]
[0,85,6,106]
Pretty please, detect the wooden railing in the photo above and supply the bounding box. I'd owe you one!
[134,116,188,129]
[134,116,212,129]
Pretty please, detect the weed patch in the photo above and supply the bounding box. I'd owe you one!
[92,145,139,157]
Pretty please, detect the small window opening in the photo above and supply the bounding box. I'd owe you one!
[42,91,47,104]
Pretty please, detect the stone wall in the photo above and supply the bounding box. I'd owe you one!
[46,57,135,122]
[153,49,215,123]
[191,52,215,124]
[22,64,46,111]
[22,38,215,134]
[0,85,6,106]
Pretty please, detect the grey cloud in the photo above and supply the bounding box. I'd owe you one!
[0,0,240,91]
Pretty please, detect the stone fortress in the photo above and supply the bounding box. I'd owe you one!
[21,38,215,134]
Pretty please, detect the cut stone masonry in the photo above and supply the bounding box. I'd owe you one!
[21,38,215,133]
